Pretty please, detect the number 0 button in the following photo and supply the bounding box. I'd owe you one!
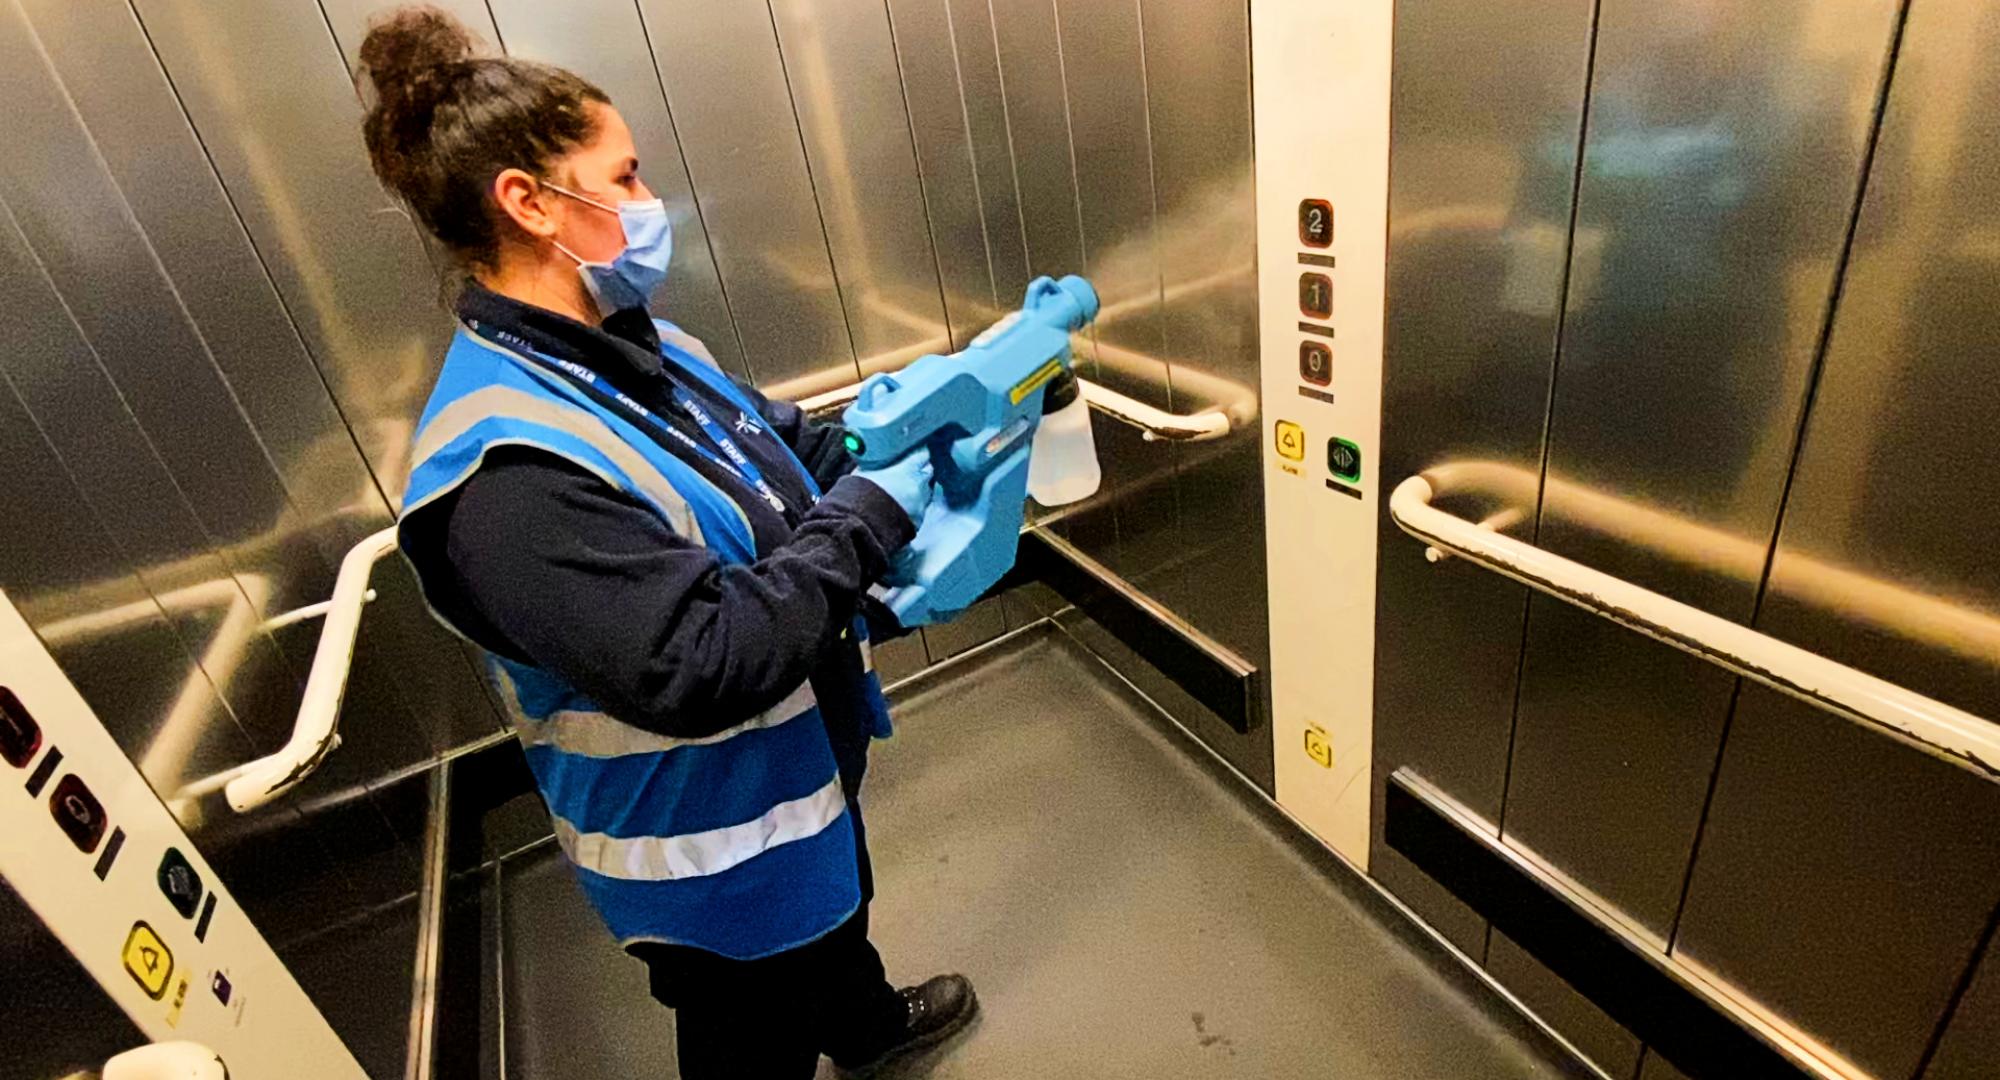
[1299,342,1332,386]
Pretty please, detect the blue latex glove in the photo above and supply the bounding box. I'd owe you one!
[852,450,936,525]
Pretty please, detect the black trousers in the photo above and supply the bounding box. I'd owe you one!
[628,808,905,1079]
[632,904,906,1078]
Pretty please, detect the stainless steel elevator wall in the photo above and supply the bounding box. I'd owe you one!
[0,0,1267,935]
[1665,2,2000,1074]
[1374,0,1596,957]
[1505,0,1899,945]
[1372,0,2000,1075]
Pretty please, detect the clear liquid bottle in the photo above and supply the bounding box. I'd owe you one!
[1028,371,1102,506]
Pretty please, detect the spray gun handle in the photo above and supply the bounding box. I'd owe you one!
[855,372,899,411]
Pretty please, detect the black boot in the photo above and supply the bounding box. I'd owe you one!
[837,974,979,1078]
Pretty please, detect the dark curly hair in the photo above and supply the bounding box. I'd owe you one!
[358,5,609,269]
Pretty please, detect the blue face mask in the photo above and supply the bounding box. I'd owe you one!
[547,182,674,318]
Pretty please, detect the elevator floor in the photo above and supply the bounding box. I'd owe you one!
[492,626,1584,1079]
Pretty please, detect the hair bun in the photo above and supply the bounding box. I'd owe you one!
[358,5,475,108]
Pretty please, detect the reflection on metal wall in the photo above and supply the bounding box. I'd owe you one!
[0,0,1265,928]
[0,0,491,938]
[1928,928,2000,1079]
[771,0,951,377]
[1502,0,1898,941]
[1372,0,1596,958]
[1668,1,2000,1074]
[1375,0,2000,1073]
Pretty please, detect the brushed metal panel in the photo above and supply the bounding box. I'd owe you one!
[21,0,495,762]
[1047,0,1175,582]
[26,0,387,531]
[0,195,385,912]
[0,11,296,581]
[1672,6,2000,1073]
[1636,1048,1692,1080]
[981,0,1071,539]
[129,0,456,501]
[635,0,855,394]
[1369,0,1595,951]
[870,630,930,687]
[770,0,949,377]
[0,367,261,798]
[484,0,747,380]
[0,198,282,793]
[0,882,147,1079]
[0,4,461,798]
[1502,0,1899,939]
[988,0,1075,281]
[883,0,1008,348]
[1053,607,1275,796]
[1136,0,1264,668]
[125,0,508,756]
[1927,932,2000,1080]
[1487,930,1642,1080]
[918,596,1010,662]
[1675,691,2000,1078]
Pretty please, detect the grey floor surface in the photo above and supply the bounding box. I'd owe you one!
[490,627,1586,1079]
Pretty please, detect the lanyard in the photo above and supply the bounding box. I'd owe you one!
[664,384,790,516]
[474,322,798,518]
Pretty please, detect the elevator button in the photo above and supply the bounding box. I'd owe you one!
[1299,273,1333,319]
[1275,421,1306,462]
[1298,199,1333,247]
[158,848,203,919]
[1328,438,1363,483]
[50,773,107,853]
[0,686,40,768]
[1299,342,1331,386]
[1304,727,1334,769]
[122,921,174,1000]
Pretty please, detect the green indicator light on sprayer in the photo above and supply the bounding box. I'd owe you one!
[843,432,865,455]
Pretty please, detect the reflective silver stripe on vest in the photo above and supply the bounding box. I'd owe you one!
[504,678,819,759]
[655,323,721,369]
[553,776,847,882]
[414,383,711,542]
[442,328,759,543]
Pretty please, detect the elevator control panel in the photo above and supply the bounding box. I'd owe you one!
[0,590,365,1079]
[1256,0,1392,867]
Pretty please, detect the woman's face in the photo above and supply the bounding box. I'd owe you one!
[547,102,655,263]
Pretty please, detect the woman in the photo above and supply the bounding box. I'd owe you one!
[358,8,976,1077]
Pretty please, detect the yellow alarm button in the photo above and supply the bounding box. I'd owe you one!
[1275,420,1306,462]
[123,921,174,1000]
[1304,727,1334,769]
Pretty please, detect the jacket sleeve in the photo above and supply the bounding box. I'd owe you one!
[442,447,913,738]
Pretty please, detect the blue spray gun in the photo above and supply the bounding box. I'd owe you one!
[841,275,1101,627]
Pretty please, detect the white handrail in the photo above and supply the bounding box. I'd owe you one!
[224,527,402,812]
[1389,475,2000,783]
[797,374,1233,443]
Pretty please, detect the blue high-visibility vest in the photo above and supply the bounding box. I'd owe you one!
[399,321,891,959]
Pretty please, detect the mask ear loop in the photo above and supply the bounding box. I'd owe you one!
[539,177,611,267]
[543,179,619,214]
